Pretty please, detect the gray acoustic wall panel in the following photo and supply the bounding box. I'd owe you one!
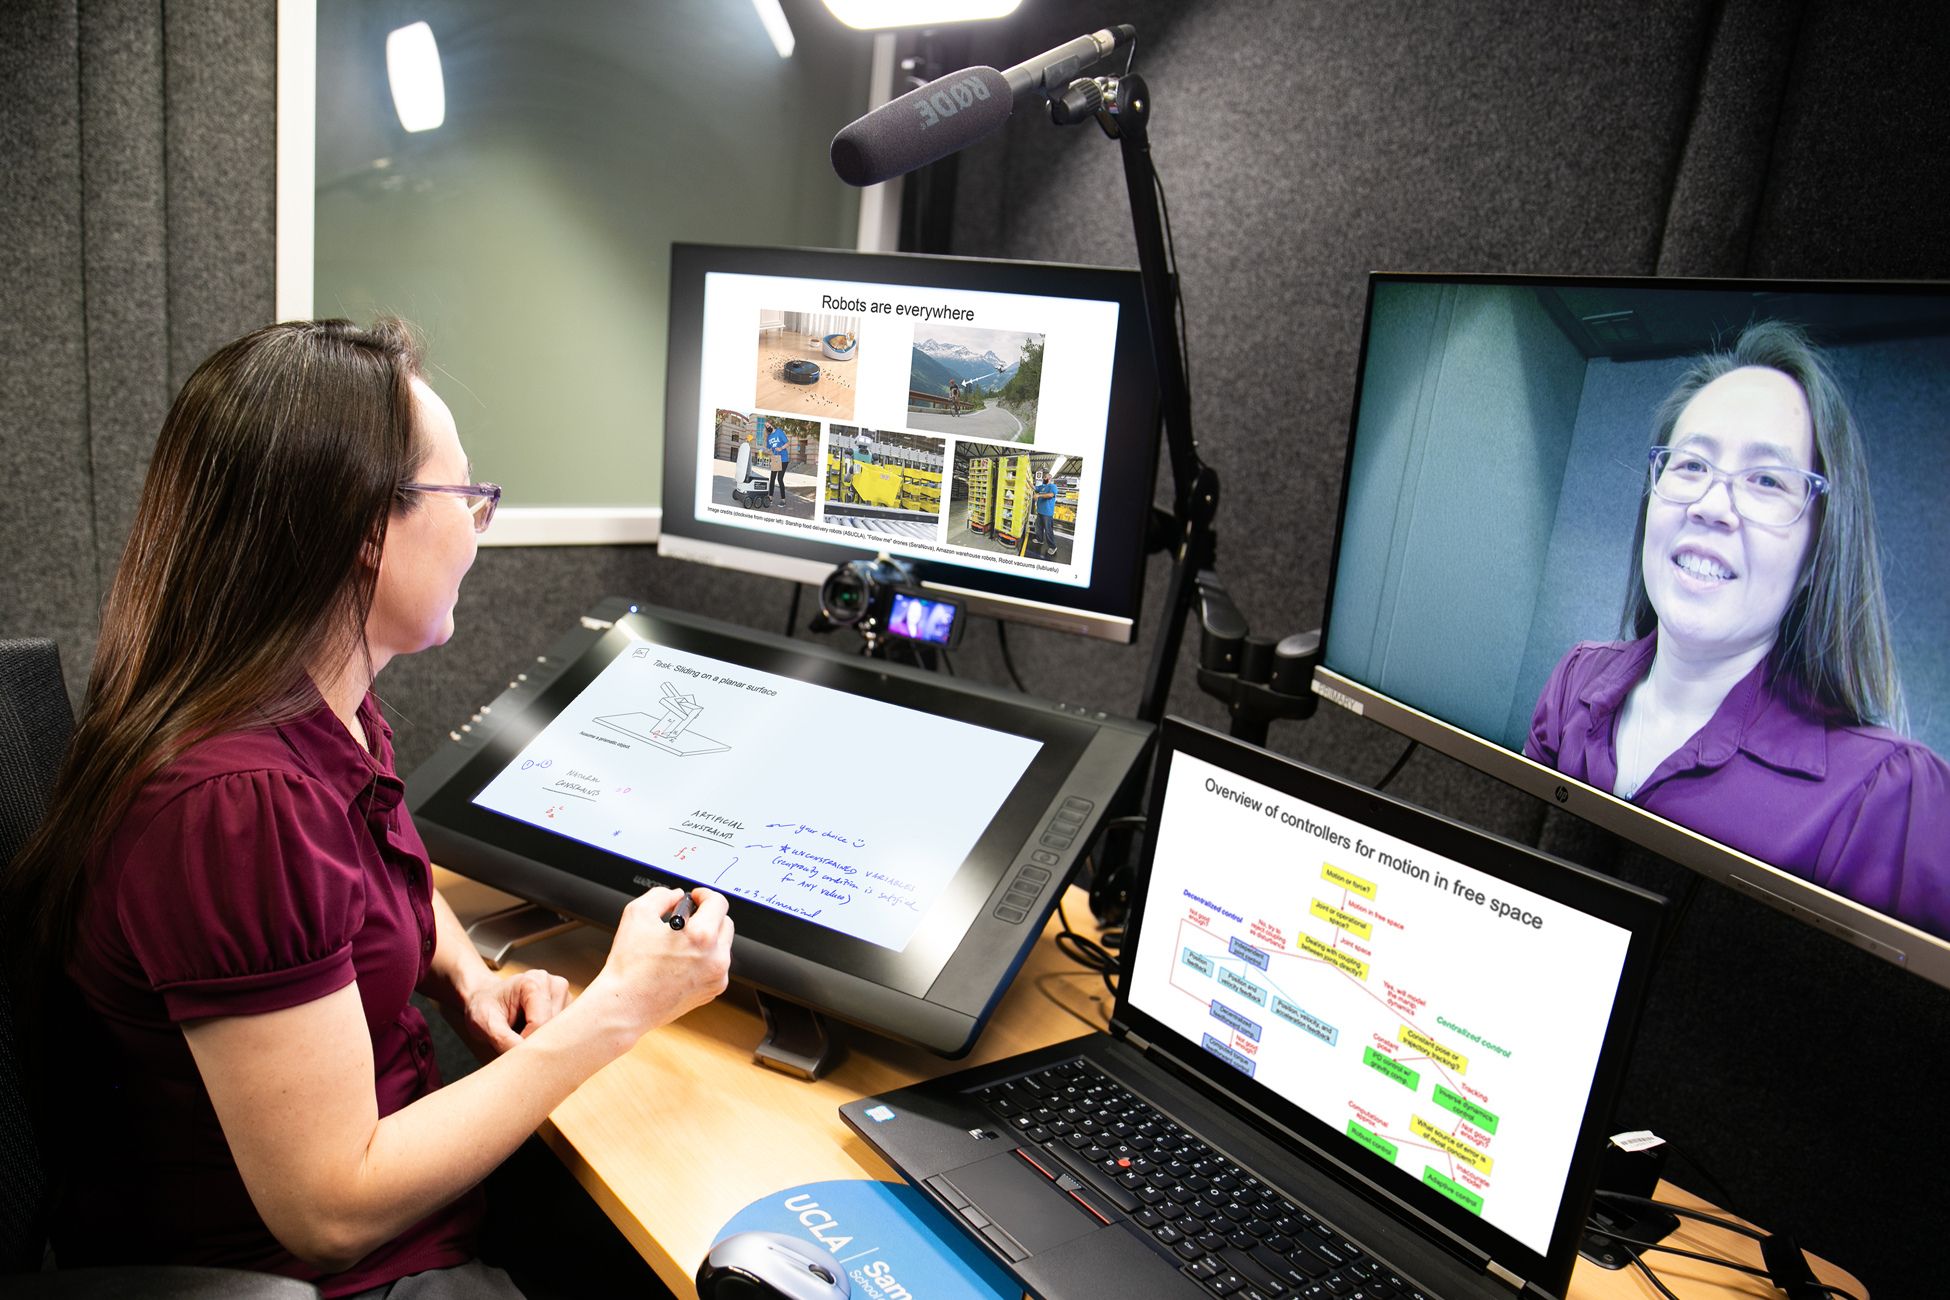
[79,0,170,616]
[1654,0,1803,276]
[1,1,99,696]
[1747,0,1950,278]
[162,2,277,385]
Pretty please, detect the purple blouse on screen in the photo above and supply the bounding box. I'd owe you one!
[1526,635,1950,942]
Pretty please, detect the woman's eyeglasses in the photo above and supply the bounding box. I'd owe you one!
[400,481,502,533]
[1648,447,1827,527]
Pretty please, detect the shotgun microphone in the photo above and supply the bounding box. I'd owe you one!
[830,25,1135,187]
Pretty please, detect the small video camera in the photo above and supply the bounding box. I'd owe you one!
[818,557,909,629]
[818,556,964,649]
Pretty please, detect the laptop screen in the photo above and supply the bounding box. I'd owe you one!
[1118,720,1661,1287]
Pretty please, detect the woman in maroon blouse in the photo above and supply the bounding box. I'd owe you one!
[3,320,733,1296]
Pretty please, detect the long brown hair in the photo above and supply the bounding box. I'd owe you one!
[1620,318,1906,730]
[3,318,427,983]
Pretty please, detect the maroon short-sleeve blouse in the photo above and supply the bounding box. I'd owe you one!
[53,688,482,1296]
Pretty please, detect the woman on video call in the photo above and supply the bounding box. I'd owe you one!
[1526,319,1950,940]
[2,319,733,1296]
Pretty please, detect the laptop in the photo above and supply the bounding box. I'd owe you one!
[842,718,1665,1299]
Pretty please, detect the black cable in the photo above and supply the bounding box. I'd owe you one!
[1083,815,1147,946]
[996,620,1028,692]
[1056,895,1118,999]
[1603,1225,1861,1300]
[1585,1226,1769,1279]
[1373,740,1417,791]
[784,584,801,637]
[1599,1190,1866,1300]
[1601,1137,1737,1245]
[939,649,955,676]
[1617,1242,1682,1300]
[1599,1192,1765,1240]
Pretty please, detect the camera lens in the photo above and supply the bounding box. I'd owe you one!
[820,564,873,626]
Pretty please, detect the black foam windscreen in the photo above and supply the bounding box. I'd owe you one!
[831,65,1014,187]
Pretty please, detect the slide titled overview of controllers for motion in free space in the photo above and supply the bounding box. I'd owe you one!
[1125,754,1633,1257]
[472,637,1043,953]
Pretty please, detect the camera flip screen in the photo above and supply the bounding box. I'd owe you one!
[887,591,961,646]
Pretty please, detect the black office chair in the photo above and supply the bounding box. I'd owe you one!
[0,637,319,1298]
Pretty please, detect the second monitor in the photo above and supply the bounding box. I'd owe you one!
[659,243,1160,642]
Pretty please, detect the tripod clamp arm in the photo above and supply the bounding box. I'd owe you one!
[1193,569,1321,746]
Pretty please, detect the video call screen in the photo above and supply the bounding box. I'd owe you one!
[1322,279,1950,944]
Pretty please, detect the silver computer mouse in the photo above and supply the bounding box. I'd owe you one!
[696,1229,851,1300]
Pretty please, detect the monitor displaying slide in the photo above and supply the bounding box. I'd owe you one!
[1113,720,1662,1289]
[406,600,1154,1056]
[1124,746,1635,1258]
[659,244,1160,641]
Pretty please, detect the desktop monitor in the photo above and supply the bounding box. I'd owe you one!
[658,243,1159,641]
[1314,274,1950,987]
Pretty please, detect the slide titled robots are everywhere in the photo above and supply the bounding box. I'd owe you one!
[1125,754,1633,1257]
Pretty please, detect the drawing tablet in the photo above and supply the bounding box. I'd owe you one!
[406,599,1153,1057]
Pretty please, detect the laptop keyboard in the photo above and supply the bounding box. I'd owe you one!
[974,1058,1433,1300]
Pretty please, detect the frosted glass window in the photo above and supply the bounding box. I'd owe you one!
[311,1,868,519]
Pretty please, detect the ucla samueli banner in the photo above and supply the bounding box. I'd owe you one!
[712,1179,1016,1300]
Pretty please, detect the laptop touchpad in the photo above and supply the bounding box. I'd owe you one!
[939,1152,1103,1255]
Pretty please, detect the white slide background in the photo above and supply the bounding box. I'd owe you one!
[692,269,1122,588]
[474,637,1043,952]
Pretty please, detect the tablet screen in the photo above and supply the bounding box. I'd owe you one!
[472,636,1041,952]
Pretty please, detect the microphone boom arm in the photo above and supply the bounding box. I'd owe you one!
[1061,73,1215,725]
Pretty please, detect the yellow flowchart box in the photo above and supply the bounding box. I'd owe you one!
[1398,1025,1468,1074]
[1300,932,1369,980]
[1411,1115,1493,1174]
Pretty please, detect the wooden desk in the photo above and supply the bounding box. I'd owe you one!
[434,870,1863,1300]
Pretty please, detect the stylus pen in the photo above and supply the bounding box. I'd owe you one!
[666,891,698,930]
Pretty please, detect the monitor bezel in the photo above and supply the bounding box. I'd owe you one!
[1313,270,1950,991]
[658,242,1160,643]
[1114,718,1666,1294]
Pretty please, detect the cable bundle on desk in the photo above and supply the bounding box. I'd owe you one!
[1586,1188,1862,1300]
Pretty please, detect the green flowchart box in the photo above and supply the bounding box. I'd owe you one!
[1423,1167,1484,1215]
[1432,1085,1500,1135]
[1362,1046,1420,1093]
[1347,1121,1399,1165]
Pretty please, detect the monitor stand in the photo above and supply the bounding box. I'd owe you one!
[754,991,841,1080]
[466,901,580,970]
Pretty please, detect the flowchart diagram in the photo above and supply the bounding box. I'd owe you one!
[1125,752,1632,1253]
[1163,864,1506,1219]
